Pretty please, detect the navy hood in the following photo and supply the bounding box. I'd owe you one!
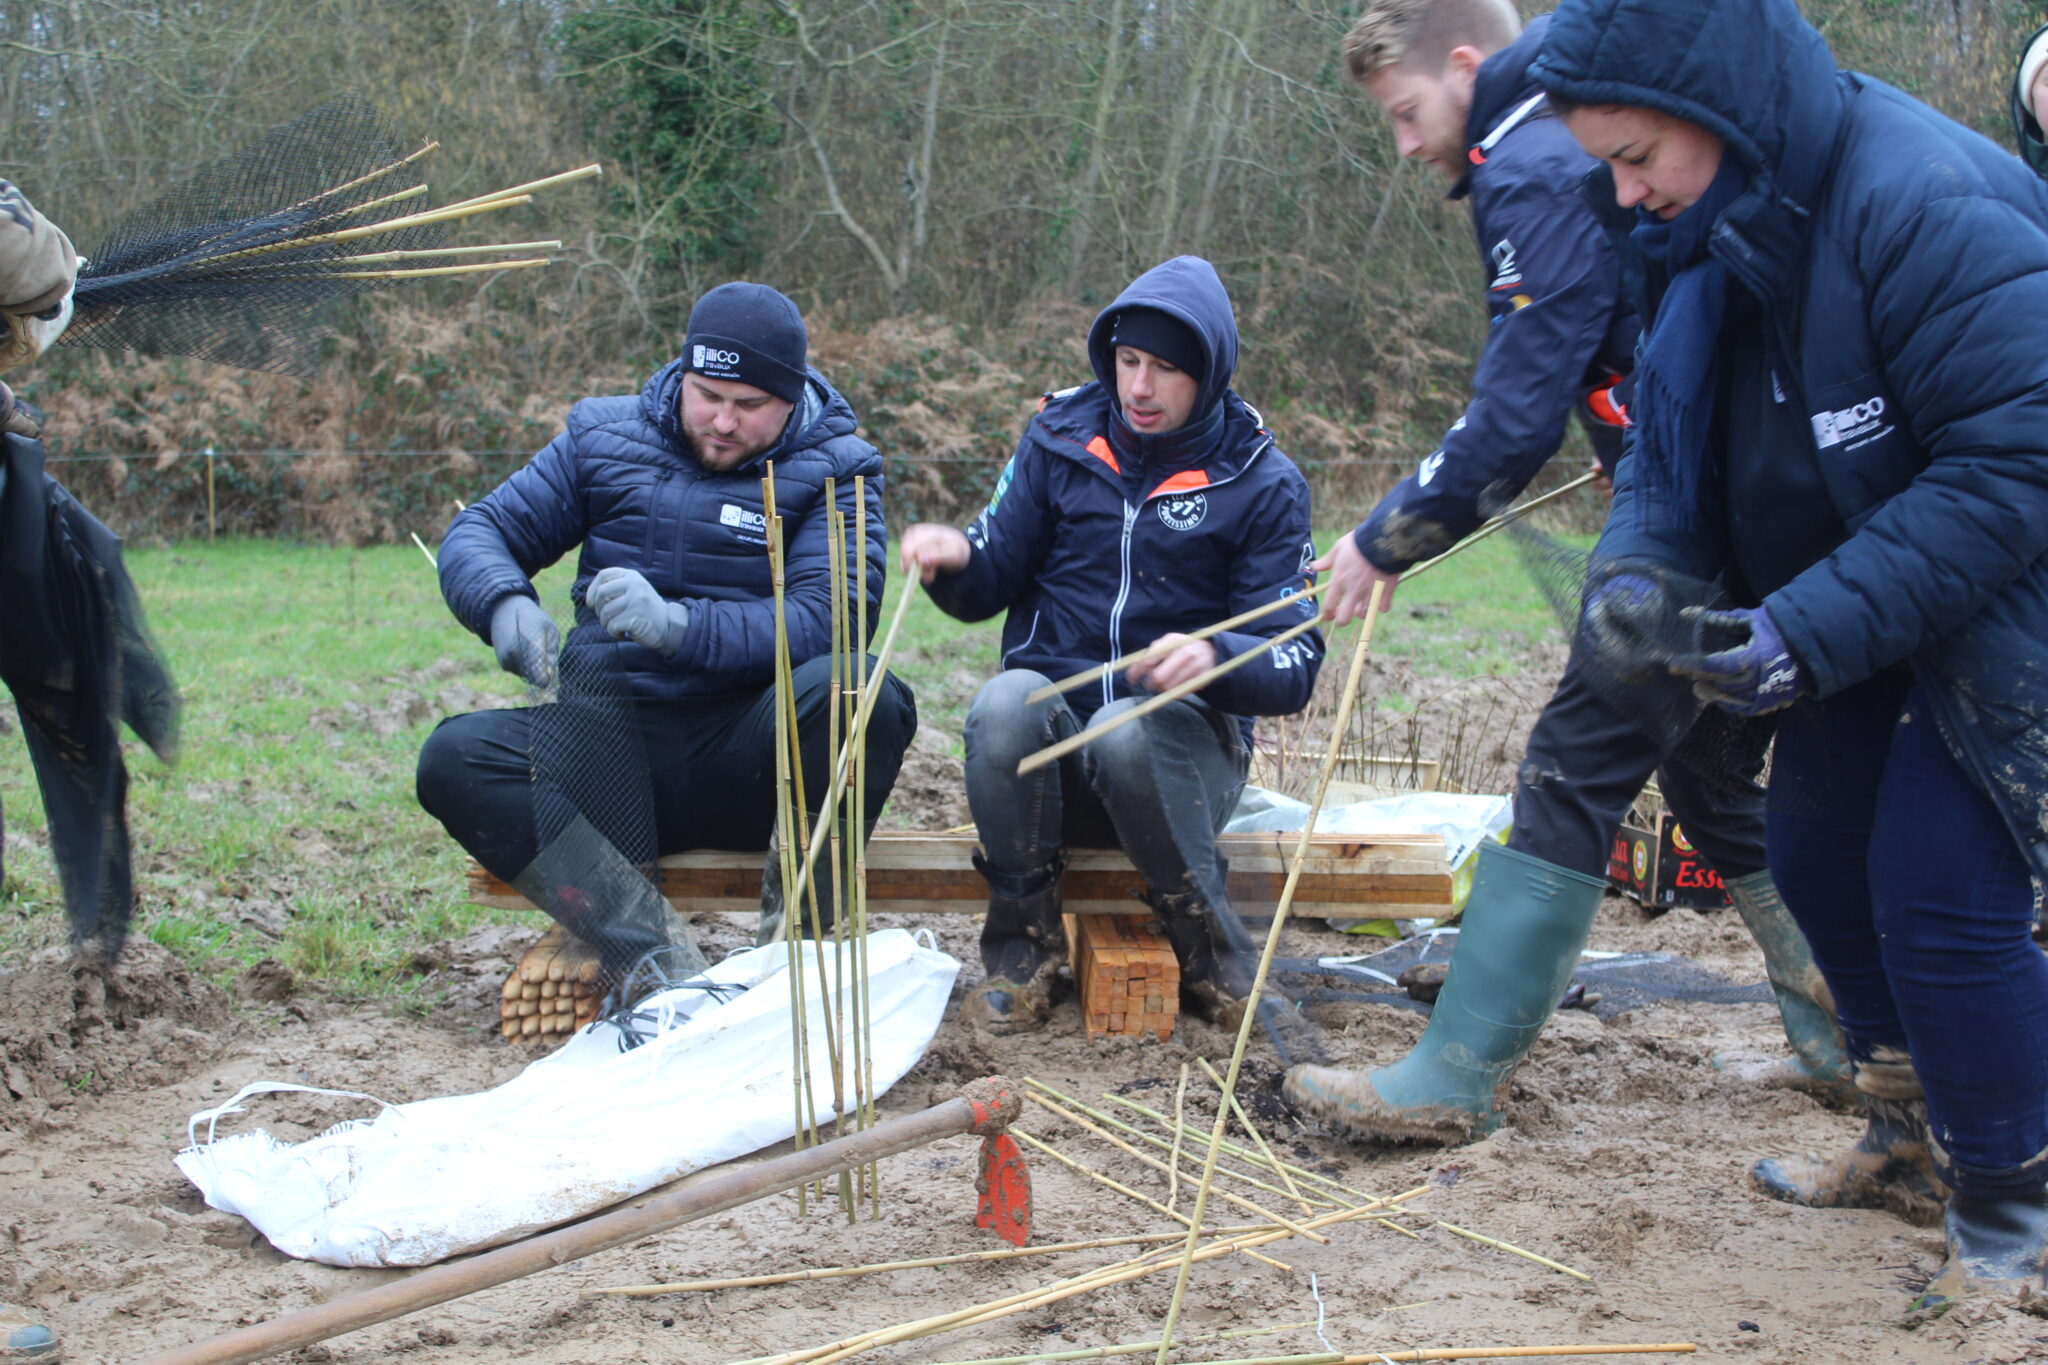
[1530,0,1845,209]
[2015,22,2048,178]
[1086,256,1240,427]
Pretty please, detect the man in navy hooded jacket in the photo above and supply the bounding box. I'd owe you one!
[901,256,1324,1033]
[420,283,916,1010]
[1288,0,1844,1148]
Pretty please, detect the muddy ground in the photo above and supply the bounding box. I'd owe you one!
[6,885,2045,1365]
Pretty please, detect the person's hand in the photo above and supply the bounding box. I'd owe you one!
[1580,568,1669,680]
[1590,456,1614,500]
[1312,531,1398,625]
[899,523,971,584]
[1125,633,1218,694]
[1672,604,1809,716]
[489,594,560,688]
[587,566,689,656]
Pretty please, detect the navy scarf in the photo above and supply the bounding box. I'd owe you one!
[1628,155,1751,530]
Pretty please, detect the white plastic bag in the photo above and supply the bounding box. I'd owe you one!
[176,929,959,1267]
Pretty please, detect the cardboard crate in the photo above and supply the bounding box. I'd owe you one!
[1608,809,1732,911]
[1065,912,1179,1040]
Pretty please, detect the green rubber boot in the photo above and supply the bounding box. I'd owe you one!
[1724,869,1855,1098]
[1283,842,1606,1143]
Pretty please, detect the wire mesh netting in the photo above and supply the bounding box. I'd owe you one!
[63,95,448,375]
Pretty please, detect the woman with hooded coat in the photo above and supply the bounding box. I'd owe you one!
[1528,0,2048,1307]
[2016,22,2048,179]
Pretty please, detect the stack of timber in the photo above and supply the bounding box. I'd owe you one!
[1063,913,1179,1040]
[468,830,1452,920]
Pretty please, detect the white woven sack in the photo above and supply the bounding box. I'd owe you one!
[175,928,958,1267]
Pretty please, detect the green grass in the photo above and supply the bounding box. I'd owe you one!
[0,529,1560,991]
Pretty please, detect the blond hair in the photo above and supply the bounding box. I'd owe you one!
[1342,0,1521,83]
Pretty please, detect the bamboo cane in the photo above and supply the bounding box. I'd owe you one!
[747,1193,1427,1365]
[1194,1057,1314,1218]
[312,240,562,265]
[1026,470,1597,705]
[435,161,603,212]
[1101,1347,1694,1365]
[193,193,538,267]
[1434,1222,1591,1282]
[408,532,436,568]
[306,257,553,280]
[287,140,440,214]
[1009,1129,1291,1271]
[1098,1094,1381,1209]
[1016,614,1320,775]
[128,1086,1022,1365]
[1155,585,1391,1365]
[584,1227,1281,1296]
[1168,1061,1190,1212]
[909,1319,1319,1365]
[824,487,855,1217]
[1026,1088,1335,1227]
[853,476,879,1214]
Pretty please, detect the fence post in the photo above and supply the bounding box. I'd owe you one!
[205,446,217,541]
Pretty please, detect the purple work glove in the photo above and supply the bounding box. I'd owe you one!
[1674,604,1808,716]
[587,566,690,657]
[1581,569,1670,679]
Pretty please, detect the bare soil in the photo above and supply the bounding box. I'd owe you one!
[5,891,2045,1365]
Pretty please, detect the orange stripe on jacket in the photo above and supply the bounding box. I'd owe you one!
[1085,435,1121,474]
[1147,468,1210,499]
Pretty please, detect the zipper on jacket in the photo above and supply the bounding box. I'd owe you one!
[1104,501,1140,711]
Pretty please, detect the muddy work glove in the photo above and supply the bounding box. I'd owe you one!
[588,566,689,657]
[1674,604,1809,716]
[1581,567,1674,682]
[489,594,560,688]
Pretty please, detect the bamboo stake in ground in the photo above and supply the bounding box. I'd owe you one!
[1027,470,1596,705]
[1017,614,1321,775]
[585,1227,1280,1297]
[1154,584,1392,1365]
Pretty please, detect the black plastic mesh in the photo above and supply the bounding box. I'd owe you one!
[62,94,448,375]
[1281,932,1772,1023]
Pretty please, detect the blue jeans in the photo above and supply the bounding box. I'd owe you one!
[962,669,1248,909]
[1767,671,2048,1188]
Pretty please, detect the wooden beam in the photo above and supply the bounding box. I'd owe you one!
[467,831,1452,919]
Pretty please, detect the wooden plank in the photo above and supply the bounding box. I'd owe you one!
[467,828,1453,918]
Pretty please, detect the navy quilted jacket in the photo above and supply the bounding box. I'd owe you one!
[439,358,887,701]
[1535,0,2048,884]
[923,256,1324,738]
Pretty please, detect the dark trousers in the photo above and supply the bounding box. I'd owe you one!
[1767,671,2048,1188]
[417,654,917,884]
[1510,656,1769,880]
[962,669,1248,908]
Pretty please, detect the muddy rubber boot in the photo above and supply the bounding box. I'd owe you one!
[1148,886,1257,1029]
[963,852,1068,1035]
[1724,869,1856,1101]
[1282,841,1605,1143]
[512,815,708,981]
[0,1301,58,1362]
[1915,1175,2048,1310]
[1750,1047,1949,1226]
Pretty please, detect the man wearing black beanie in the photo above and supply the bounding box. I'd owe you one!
[420,282,917,1040]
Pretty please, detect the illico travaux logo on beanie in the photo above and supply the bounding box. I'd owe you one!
[683,282,809,405]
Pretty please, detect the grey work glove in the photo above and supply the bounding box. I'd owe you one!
[489,594,560,688]
[587,566,689,657]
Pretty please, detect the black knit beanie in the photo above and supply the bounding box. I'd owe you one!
[683,282,809,404]
[1109,306,1205,382]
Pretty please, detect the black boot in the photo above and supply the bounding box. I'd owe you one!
[1916,1164,2048,1309]
[963,851,1068,1034]
[1147,885,1256,1028]
[1750,1047,1949,1226]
